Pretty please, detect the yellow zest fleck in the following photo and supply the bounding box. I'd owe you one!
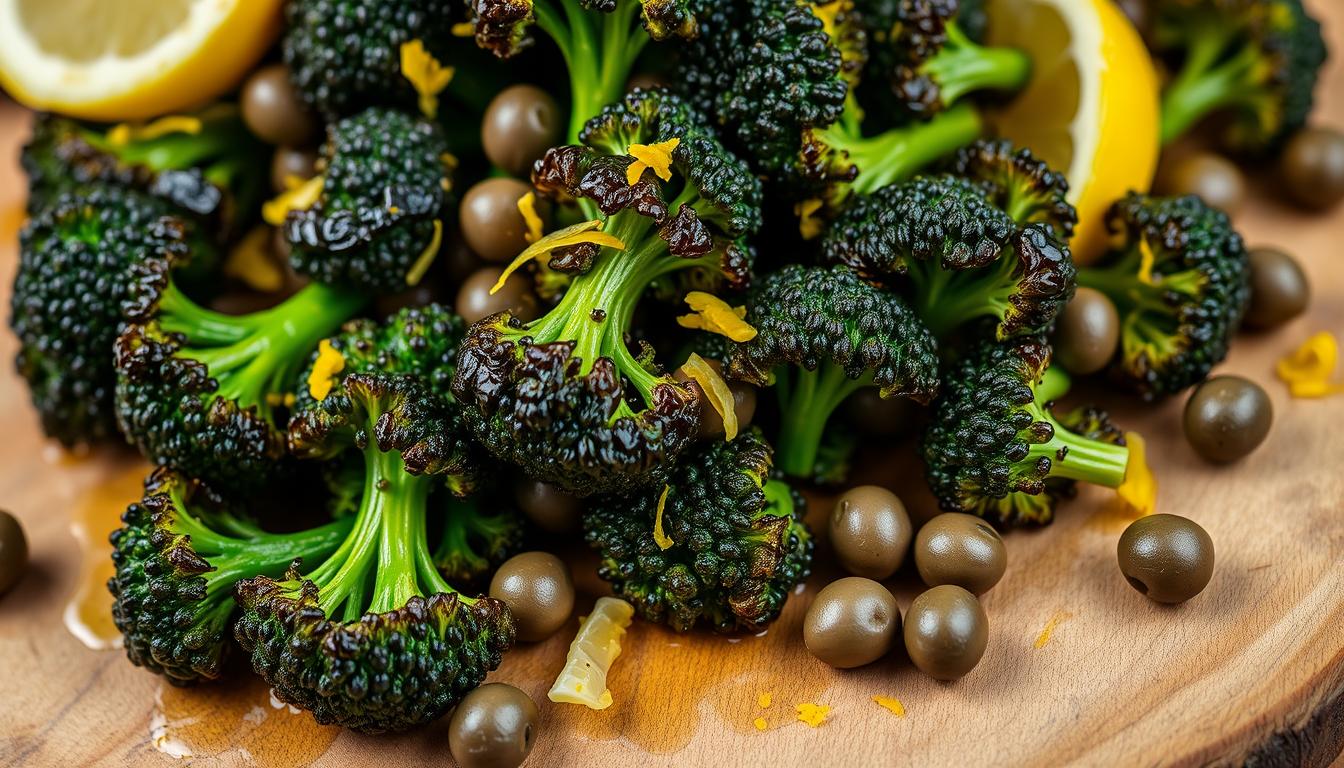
[795,703,830,728]
[677,291,757,342]
[224,226,285,293]
[264,392,297,408]
[451,21,476,37]
[652,485,674,550]
[548,597,635,710]
[1115,431,1156,517]
[517,192,544,244]
[405,220,444,286]
[1033,611,1072,649]
[753,717,768,731]
[1276,332,1344,398]
[758,692,773,709]
[262,176,324,226]
[1136,237,1157,285]
[106,115,201,147]
[307,340,345,402]
[625,138,680,185]
[872,696,905,718]
[492,219,625,294]
[400,40,455,119]
[681,353,740,441]
[794,198,824,240]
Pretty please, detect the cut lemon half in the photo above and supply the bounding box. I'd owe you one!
[0,0,283,121]
[984,0,1160,264]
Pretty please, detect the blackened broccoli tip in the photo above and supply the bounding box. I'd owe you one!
[282,107,454,294]
[1153,0,1326,151]
[1076,193,1250,399]
[949,139,1078,239]
[432,492,527,587]
[920,336,1131,527]
[451,89,760,497]
[469,0,699,142]
[584,427,813,632]
[108,467,352,686]
[729,264,939,482]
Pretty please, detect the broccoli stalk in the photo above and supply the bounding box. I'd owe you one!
[909,18,1031,112]
[773,364,872,482]
[432,493,526,587]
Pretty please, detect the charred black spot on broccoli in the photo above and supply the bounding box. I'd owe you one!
[949,139,1077,239]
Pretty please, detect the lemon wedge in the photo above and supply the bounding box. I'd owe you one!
[984,0,1160,264]
[0,0,283,121]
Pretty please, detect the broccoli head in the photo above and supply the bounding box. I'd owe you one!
[452,89,760,496]
[729,265,940,482]
[109,467,352,685]
[822,175,1075,341]
[584,428,812,632]
[1077,193,1250,399]
[949,139,1077,239]
[921,336,1131,527]
[1152,0,1326,150]
[280,107,455,294]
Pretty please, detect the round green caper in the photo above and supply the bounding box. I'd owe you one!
[1243,247,1310,329]
[828,486,912,580]
[0,510,28,596]
[1117,514,1214,604]
[447,683,539,768]
[455,266,540,326]
[913,513,1007,595]
[489,552,575,642]
[241,64,320,147]
[1183,375,1272,463]
[1279,126,1344,211]
[904,585,988,681]
[459,178,543,264]
[514,479,583,534]
[802,577,900,669]
[1051,286,1120,375]
[482,85,563,178]
[1156,152,1246,216]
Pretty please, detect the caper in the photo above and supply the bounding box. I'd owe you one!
[1243,247,1310,330]
[802,577,900,669]
[448,683,539,768]
[455,267,540,326]
[903,585,988,680]
[270,146,319,194]
[1117,514,1214,603]
[1279,126,1344,211]
[1156,151,1246,216]
[913,513,1007,595]
[482,85,563,178]
[1183,375,1272,463]
[241,64,320,147]
[459,178,544,264]
[1051,286,1120,375]
[489,552,575,642]
[828,486,912,580]
[514,479,583,533]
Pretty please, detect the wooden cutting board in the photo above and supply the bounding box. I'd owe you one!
[1,6,1342,766]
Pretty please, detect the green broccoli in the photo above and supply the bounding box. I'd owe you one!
[109,467,352,686]
[921,336,1131,527]
[949,139,1077,239]
[235,305,510,733]
[432,491,527,588]
[451,89,760,496]
[1151,0,1326,150]
[584,428,812,632]
[1076,193,1250,399]
[729,265,940,482]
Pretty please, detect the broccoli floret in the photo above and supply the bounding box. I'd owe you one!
[468,0,697,142]
[949,139,1077,239]
[584,428,812,632]
[729,265,939,482]
[1152,0,1326,150]
[822,175,1075,341]
[432,491,527,587]
[452,89,760,496]
[281,107,455,294]
[108,467,352,685]
[113,227,366,491]
[1076,193,1250,399]
[235,306,509,733]
[921,336,1131,527]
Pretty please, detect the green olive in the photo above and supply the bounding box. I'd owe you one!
[455,267,540,326]
[489,552,575,642]
[447,683,539,768]
[1183,375,1272,463]
[802,577,900,669]
[903,585,988,680]
[460,178,545,264]
[1051,286,1120,375]
[828,485,912,580]
[0,510,27,595]
[843,389,915,438]
[1156,151,1246,216]
[270,146,319,194]
[1117,514,1214,603]
[1279,127,1344,211]
[241,64,320,147]
[514,479,583,533]
[913,513,1007,595]
[482,85,563,178]
[1243,247,1310,329]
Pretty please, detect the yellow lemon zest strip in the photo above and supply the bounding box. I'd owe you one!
[1136,237,1157,285]
[1277,332,1344,398]
[451,21,476,37]
[681,353,739,441]
[1033,611,1073,649]
[872,696,905,717]
[491,220,625,294]
[676,291,757,342]
[262,176,324,226]
[400,40,455,119]
[307,340,345,402]
[758,692,773,709]
[405,220,444,286]
[652,485,674,550]
[753,717,768,731]
[106,115,202,147]
[794,198,825,240]
[223,226,285,293]
[1115,431,1156,517]
[625,138,680,185]
[796,703,830,728]
[517,192,544,244]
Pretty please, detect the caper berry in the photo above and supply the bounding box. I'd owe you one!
[448,683,539,768]
[828,486,912,580]
[1183,375,1272,463]
[913,513,1007,595]
[1243,247,1309,329]
[1117,514,1214,603]
[802,577,900,669]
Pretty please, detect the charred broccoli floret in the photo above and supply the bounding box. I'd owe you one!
[1077,193,1250,399]
[822,175,1075,341]
[584,428,812,632]
[729,265,939,482]
[109,467,352,685]
[452,89,760,496]
[1152,0,1326,150]
[433,491,527,587]
[278,107,455,294]
[468,0,698,142]
[235,305,509,733]
[949,139,1077,239]
[921,336,1131,527]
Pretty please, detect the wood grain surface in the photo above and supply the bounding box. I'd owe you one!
[1,4,1343,766]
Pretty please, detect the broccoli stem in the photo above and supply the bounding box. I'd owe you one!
[923,23,1032,107]
[907,251,1016,338]
[536,0,648,143]
[1024,407,1129,488]
[774,363,869,479]
[1158,23,1257,144]
[1036,364,1071,405]
[762,479,795,520]
[830,103,984,198]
